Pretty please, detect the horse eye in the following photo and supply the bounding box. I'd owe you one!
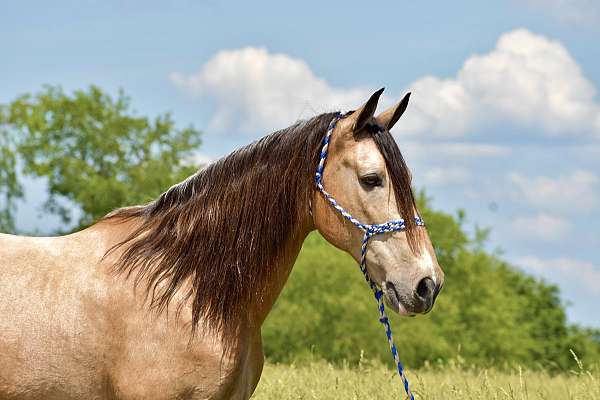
[360,173,383,188]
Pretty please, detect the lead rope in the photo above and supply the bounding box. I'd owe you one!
[315,114,424,400]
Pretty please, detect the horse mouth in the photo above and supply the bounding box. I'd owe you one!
[383,281,414,316]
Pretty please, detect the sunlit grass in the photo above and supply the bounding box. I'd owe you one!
[252,355,599,400]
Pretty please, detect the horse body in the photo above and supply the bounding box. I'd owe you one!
[0,90,444,399]
[0,225,272,400]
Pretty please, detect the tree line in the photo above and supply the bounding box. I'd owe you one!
[263,200,600,370]
[1,86,598,370]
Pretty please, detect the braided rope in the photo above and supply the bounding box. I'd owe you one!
[315,114,424,400]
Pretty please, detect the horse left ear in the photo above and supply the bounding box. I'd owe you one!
[340,88,385,135]
[376,92,411,131]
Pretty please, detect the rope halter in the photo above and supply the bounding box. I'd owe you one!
[315,114,424,400]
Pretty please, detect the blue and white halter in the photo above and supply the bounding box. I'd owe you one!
[315,114,425,400]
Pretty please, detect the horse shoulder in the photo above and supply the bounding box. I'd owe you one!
[108,319,264,400]
[0,231,118,399]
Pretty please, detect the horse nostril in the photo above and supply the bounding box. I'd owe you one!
[415,277,435,300]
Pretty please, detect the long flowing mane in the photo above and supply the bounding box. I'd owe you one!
[104,112,418,336]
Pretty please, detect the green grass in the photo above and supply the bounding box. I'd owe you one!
[252,358,600,400]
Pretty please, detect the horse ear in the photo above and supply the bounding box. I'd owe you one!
[343,88,385,133]
[376,92,411,131]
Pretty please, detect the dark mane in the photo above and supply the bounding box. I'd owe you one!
[104,112,419,337]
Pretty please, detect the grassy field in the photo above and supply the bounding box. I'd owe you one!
[252,358,600,400]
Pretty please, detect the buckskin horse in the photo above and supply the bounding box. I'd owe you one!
[0,89,444,399]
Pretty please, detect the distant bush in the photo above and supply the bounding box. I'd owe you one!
[262,194,600,370]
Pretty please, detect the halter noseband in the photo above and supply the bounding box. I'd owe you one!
[315,114,424,400]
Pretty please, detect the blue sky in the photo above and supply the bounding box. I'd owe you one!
[2,1,599,326]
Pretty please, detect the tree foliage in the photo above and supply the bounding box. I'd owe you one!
[0,109,22,233]
[1,85,202,230]
[262,194,600,370]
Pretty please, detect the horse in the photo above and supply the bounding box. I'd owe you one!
[0,89,444,400]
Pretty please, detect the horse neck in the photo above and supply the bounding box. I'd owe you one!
[250,219,313,328]
[96,204,315,333]
[95,113,343,338]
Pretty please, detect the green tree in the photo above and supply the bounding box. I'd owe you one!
[2,85,202,230]
[0,107,22,233]
[262,193,600,370]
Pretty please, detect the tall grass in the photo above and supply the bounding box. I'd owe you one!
[252,355,599,399]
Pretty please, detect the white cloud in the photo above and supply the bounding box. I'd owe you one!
[511,213,572,241]
[509,170,598,213]
[422,167,471,186]
[190,152,214,166]
[170,29,600,137]
[523,0,600,26]
[400,76,475,136]
[403,29,600,137]
[516,255,600,294]
[181,152,215,169]
[169,47,370,132]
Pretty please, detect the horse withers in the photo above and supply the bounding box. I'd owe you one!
[0,89,443,400]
